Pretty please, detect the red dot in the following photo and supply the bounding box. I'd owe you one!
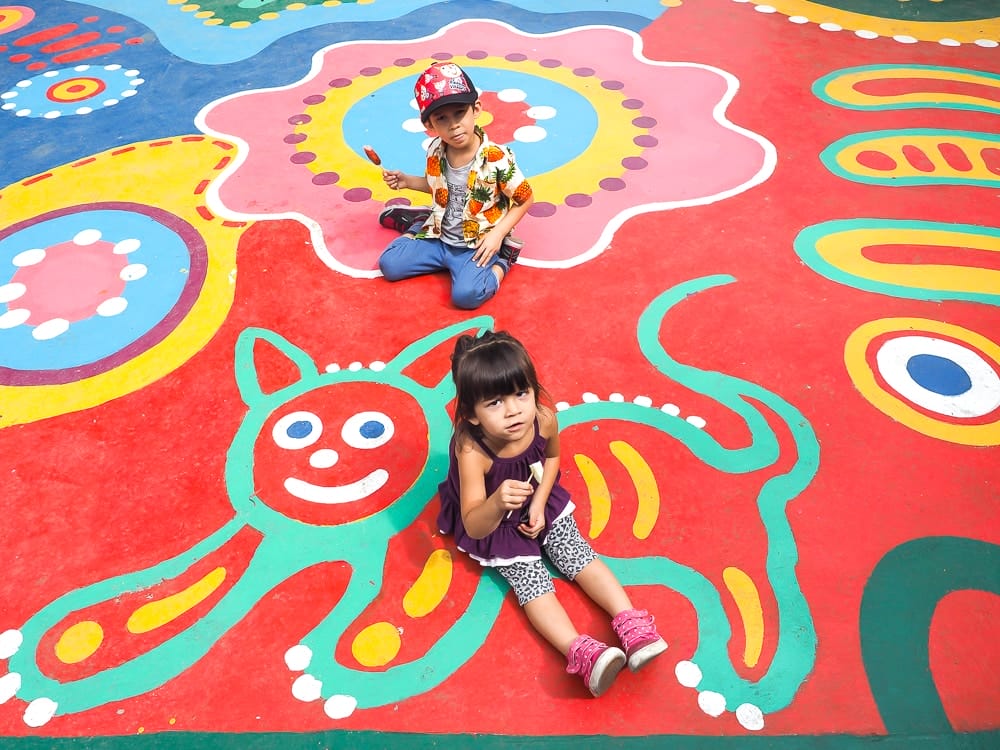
[855,150,897,171]
[125,37,144,46]
[83,16,99,23]
[26,61,46,71]
[107,25,125,33]
[9,52,30,63]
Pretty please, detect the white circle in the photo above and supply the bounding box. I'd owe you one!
[0,672,21,703]
[74,64,90,72]
[114,238,141,255]
[876,336,1000,418]
[97,297,128,317]
[121,89,137,98]
[754,6,777,13]
[938,38,961,47]
[0,308,31,329]
[788,15,810,24]
[893,35,918,44]
[1,103,15,110]
[43,110,61,120]
[610,392,624,402]
[273,411,323,450]
[0,629,23,659]
[104,64,122,71]
[513,125,547,143]
[582,392,599,403]
[675,659,702,688]
[633,395,653,407]
[125,69,140,77]
[661,403,681,416]
[74,229,102,245]
[819,22,842,31]
[497,87,527,103]
[686,415,707,429]
[291,674,322,702]
[15,108,31,117]
[75,107,93,115]
[103,98,119,107]
[736,703,765,731]
[369,360,386,371]
[526,105,556,120]
[974,39,999,48]
[0,282,26,303]
[855,30,879,40]
[341,411,395,449]
[697,690,727,717]
[42,70,58,78]
[24,697,58,728]
[323,694,358,720]
[309,448,339,469]
[32,318,70,341]
[12,248,45,266]
[120,263,148,281]
[284,644,313,670]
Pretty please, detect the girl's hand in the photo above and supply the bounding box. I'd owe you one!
[518,505,546,539]
[472,232,504,267]
[493,479,533,516]
[383,169,406,190]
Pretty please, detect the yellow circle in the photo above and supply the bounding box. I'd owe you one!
[55,621,104,664]
[351,621,402,667]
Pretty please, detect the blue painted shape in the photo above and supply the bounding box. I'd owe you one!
[906,354,972,396]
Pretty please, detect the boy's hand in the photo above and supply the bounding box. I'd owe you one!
[383,169,406,190]
[472,232,504,267]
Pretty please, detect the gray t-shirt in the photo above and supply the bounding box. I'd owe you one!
[440,157,472,246]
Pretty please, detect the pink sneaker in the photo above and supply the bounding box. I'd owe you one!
[565,634,626,697]
[611,608,667,672]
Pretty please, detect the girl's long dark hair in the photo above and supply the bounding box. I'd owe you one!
[450,330,549,442]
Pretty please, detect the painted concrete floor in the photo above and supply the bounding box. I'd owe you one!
[1,1,998,748]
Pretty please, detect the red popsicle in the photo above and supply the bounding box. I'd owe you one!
[363,144,382,166]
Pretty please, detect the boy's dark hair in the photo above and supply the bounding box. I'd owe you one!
[450,330,549,440]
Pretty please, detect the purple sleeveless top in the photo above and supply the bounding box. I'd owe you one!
[437,419,574,566]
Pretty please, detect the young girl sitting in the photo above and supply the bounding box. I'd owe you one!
[437,330,667,696]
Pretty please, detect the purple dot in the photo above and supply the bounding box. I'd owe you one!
[528,202,557,218]
[573,67,594,77]
[622,99,643,110]
[302,94,325,105]
[633,116,657,128]
[505,53,527,62]
[290,151,316,164]
[344,187,373,202]
[431,52,452,60]
[284,133,307,144]
[360,67,382,77]
[288,113,311,125]
[329,78,352,88]
[622,157,648,170]
[394,58,415,67]
[599,177,626,191]
[386,197,412,208]
[602,80,624,90]
[312,172,339,185]
[634,135,658,147]
[467,50,488,60]
[565,193,592,208]
[540,59,561,69]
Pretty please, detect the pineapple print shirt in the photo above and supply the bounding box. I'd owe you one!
[414,126,533,247]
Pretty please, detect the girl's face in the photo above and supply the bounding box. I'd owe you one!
[427,101,481,150]
[469,387,537,447]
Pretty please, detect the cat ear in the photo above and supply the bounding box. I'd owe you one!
[234,327,318,407]
[390,316,494,390]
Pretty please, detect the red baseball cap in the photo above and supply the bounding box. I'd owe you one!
[414,62,478,123]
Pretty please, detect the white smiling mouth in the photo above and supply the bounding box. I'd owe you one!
[283,469,389,504]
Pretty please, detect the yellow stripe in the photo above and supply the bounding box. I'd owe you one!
[403,549,453,618]
[126,567,226,634]
[573,453,611,539]
[723,566,764,668]
[610,440,660,540]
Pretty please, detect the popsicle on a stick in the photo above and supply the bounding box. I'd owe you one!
[363,144,382,166]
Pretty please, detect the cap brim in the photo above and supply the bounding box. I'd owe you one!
[420,93,478,122]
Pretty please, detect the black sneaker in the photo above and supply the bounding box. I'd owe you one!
[498,234,524,264]
[379,205,431,234]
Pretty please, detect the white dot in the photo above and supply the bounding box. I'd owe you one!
[103,99,119,107]
[1,103,14,110]
[348,361,363,371]
[496,87,528,103]
[698,690,727,717]
[120,263,148,281]
[12,248,44,266]
[284,644,312,671]
[15,80,31,88]
[97,297,128,317]
[75,107,93,115]
[43,111,61,120]
[788,15,809,24]
[975,39,999,48]
[74,229,102,245]
[736,703,765,731]
[609,392,625,402]
[124,69,140,77]
[938,38,961,47]
[819,22,842,31]
[291,674,323,702]
[525,105,556,120]
[0,629,23,659]
[114,238,141,254]
[675,660,702,688]
[324,363,341,373]
[42,70,59,78]
[32,318,70,340]
[15,108,31,117]
[0,308,31,329]
[661,403,681,416]
[402,117,426,133]
[120,89,137,98]
[369,361,386,371]
[104,63,122,71]
[582,392,599,403]
[309,449,338,469]
[24,697,57,728]
[555,401,570,411]
[0,282,26,303]
[74,64,90,72]
[513,125,547,143]
[633,395,653,407]
[754,5,777,13]
[323,694,358,720]
[855,30,878,39]
[1,91,17,99]
[0,672,21,703]
[893,35,918,44]
[686,415,707,429]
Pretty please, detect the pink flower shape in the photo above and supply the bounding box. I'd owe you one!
[199,21,774,275]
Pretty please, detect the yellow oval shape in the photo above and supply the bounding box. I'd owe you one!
[573,453,611,539]
[55,620,104,664]
[403,549,453,618]
[126,567,226,634]
[352,621,401,668]
[610,440,660,540]
[723,567,764,668]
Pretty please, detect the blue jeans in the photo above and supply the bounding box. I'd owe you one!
[378,236,508,309]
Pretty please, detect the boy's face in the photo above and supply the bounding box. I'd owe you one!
[426,101,481,149]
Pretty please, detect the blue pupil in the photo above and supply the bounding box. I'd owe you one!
[287,420,314,439]
[906,354,971,396]
[360,420,385,439]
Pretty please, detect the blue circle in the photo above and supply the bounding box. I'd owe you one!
[360,420,386,439]
[343,66,597,176]
[287,420,315,439]
[906,353,972,396]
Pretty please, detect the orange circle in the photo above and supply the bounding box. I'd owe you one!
[47,76,106,103]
